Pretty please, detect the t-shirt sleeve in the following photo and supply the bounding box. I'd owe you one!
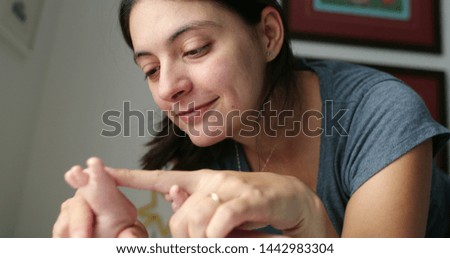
[342,78,450,195]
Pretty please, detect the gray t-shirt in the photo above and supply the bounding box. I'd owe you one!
[211,60,450,237]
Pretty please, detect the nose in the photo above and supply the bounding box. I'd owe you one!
[158,62,192,102]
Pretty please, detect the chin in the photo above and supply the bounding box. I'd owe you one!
[173,119,233,147]
[187,132,226,147]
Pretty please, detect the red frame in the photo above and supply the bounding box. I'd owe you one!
[283,0,442,53]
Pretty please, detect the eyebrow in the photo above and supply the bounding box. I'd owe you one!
[133,20,220,64]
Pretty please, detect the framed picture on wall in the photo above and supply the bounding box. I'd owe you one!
[283,0,442,53]
[0,0,45,55]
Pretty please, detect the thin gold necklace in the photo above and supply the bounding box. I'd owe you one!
[260,145,276,172]
[234,142,276,172]
[234,142,242,171]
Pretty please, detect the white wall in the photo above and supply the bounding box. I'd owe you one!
[0,0,447,237]
[14,0,159,237]
[0,0,62,237]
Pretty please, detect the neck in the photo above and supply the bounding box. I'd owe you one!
[232,70,322,173]
[232,98,301,171]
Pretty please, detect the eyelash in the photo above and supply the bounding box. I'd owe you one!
[144,44,211,81]
[183,44,211,58]
[144,67,160,81]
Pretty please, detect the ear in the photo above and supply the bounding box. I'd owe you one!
[258,6,284,62]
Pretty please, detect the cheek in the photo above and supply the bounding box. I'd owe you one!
[194,52,263,108]
[196,56,231,91]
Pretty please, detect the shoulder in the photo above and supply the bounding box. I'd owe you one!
[305,59,432,132]
[309,61,450,191]
[304,59,405,103]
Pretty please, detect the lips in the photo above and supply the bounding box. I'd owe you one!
[174,97,219,118]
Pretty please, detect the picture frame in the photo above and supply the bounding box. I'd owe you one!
[0,0,45,55]
[283,0,442,53]
[365,64,448,170]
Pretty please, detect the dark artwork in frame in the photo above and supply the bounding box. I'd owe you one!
[283,0,442,53]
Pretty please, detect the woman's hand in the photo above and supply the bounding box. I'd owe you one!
[107,168,330,238]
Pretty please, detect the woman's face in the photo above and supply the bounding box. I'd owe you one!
[130,0,268,146]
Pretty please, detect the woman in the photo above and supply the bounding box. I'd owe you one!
[53,0,450,238]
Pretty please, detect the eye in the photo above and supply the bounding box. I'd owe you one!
[144,66,160,81]
[183,44,211,58]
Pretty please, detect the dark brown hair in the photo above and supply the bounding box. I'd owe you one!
[119,0,297,170]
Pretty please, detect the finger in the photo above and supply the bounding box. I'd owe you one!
[65,166,88,189]
[169,185,180,197]
[68,195,94,238]
[117,220,149,238]
[165,193,173,202]
[86,157,104,169]
[169,193,217,238]
[106,167,203,194]
[187,194,220,238]
[169,207,189,238]
[169,185,189,212]
[226,229,287,238]
[169,192,217,238]
[53,214,69,238]
[53,199,72,238]
[206,197,266,238]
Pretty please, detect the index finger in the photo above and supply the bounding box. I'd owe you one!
[106,167,203,194]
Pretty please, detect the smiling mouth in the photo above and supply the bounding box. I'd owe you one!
[174,97,220,117]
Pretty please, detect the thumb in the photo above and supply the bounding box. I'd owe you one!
[117,221,149,238]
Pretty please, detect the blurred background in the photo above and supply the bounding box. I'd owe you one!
[0,0,449,237]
